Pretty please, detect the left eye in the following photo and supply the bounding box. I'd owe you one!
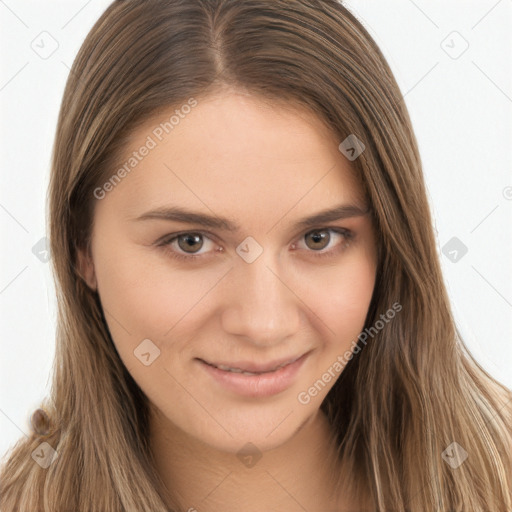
[295,228,352,253]
[158,227,353,261]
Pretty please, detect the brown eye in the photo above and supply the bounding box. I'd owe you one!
[159,231,218,261]
[304,229,331,250]
[294,227,353,259]
[177,233,204,254]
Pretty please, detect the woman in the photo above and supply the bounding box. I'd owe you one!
[1,0,511,510]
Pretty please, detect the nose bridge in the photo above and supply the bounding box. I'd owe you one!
[220,249,301,344]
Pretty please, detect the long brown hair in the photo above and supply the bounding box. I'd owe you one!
[1,0,511,510]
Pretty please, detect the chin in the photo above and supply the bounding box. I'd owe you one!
[186,399,319,456]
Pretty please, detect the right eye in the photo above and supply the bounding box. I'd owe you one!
[158,231,220,261]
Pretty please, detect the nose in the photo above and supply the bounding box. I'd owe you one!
[220,251,302,347]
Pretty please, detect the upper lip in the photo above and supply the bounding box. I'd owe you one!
[198,351,309,373]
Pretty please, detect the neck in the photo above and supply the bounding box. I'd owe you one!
[148,406,363,512]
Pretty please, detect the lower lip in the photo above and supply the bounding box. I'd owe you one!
[197,353,310,398]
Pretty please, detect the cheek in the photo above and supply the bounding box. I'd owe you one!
[310,256,376,348]
[94,244,208,333]
[92,246,228,386]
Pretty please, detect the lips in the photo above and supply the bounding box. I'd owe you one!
[197,351,311,397]
[198,353,306,376]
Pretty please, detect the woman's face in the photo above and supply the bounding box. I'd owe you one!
[79,91,377,453]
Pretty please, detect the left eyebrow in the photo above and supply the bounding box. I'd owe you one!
[131,203,371,232]
[292,203,371,229]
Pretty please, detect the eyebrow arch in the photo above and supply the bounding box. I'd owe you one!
[132,203,371,232]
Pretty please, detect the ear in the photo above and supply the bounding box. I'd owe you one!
[76,244,98,291]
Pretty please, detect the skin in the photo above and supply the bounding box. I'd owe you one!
[78,89,377,512]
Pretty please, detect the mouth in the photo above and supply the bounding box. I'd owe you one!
[198,353,306,375]
[195,351,312,398]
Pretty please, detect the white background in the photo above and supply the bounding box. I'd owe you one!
[1,0,511,461]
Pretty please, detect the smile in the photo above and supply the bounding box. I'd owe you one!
[204,354,303,375]
[196,351,311,398]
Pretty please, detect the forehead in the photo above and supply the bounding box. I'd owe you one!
[95,92,367,225]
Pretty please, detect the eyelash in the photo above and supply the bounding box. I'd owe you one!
[156,227,354,263]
